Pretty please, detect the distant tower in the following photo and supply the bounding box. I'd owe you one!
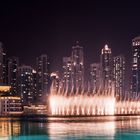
[113,55,125,100]
[7,57,19,95]
[71,41,84,92]
[131,36,140,98]
[100,44,113,89]
[62,57,72,92]
[18,65,34,105]
[90,63,101,92]
[36,54,50,102]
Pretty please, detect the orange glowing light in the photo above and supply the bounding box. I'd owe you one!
[0,86,11,92]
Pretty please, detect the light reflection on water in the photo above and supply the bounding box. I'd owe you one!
[48,121,115,140]
[0,117,140,140]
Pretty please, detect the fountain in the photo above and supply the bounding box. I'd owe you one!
[48,80,140,116]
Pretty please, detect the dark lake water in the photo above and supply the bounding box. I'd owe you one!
[1,116,140,140]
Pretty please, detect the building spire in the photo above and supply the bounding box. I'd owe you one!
[104,44,109,50]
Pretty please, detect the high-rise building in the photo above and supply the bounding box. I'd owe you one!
[32,69,37,103]
[62,57,72,92]
[100,44,112,89]
[131,36,140,98]
[113,55,125,99]
[50,72,60,93]
[36,54,50,102]
[90,63,101,92]
[7,57,19,95]
[71,42,84,92]
[0,42,7,84]
[18,65,34,105]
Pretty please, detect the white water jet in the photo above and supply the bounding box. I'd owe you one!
[49,81,140,116]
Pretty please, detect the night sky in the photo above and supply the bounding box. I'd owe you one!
[0,1,140,75]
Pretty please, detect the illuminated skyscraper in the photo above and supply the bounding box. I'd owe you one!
[50,72,60,92]
[0,42,7,84]
[71,42,84,92]
[90,63,101,92]
[7,57,19,95]
[36,54,50,101]
[100,44,112,89]
[18,65,34,105]
[113,55,125,99]
[131,36,140,98]
[32,69,37,103]
[62,57,72,92]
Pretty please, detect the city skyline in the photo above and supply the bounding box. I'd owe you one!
[0,39,131,76]
[0,1,140,72]
[0,40,128,77]
[0,37,135,90]
[1,2,140,140]
[0,1,140,107]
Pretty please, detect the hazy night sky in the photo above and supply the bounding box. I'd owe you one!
[0,1,140,76]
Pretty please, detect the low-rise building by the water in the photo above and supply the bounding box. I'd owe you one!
[0,86,23,116]
[23,105,47,115]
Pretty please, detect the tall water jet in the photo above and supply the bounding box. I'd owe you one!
[48,77,140,116]
[49,80,118,116]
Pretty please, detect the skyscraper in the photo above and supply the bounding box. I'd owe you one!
[7,57,19,95]
[62,57,72,92]
[100,44,112,89]
[71,42,84,92]
[0,42,7,84]
[113,55,125,100]
[32,69,37,103]
[131,36,140,98]
[36,54,50,102]
[90,63,101,92]
[50,72,60,93]
[18,65,34,105]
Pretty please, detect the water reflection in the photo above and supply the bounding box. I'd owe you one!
[0,121,21,137]
[0,120,49,140]
[0,117,140,140]
[48,121,116,140]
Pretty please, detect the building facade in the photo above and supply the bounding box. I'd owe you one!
[62,57,72,92]
[90,63,101,93]
[0,96,22,116]
[50,72,60,93]
[36,54,50,102]
[0,86,22,116]
[100,44,113,89]
[0,42,7,84]
[18,65,34,105]
[113,55,125,100]
[71,42,84,92]
[131,36,140,98]
[32,69,37,103]
[7,57,19,95]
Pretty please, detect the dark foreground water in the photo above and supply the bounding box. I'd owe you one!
[1,116,140,140]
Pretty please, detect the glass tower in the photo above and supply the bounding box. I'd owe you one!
[100,44,112,90]
[71,42,84,93]
[36,54,50,102]
[131,36,140,99]
[113,55,125,100]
